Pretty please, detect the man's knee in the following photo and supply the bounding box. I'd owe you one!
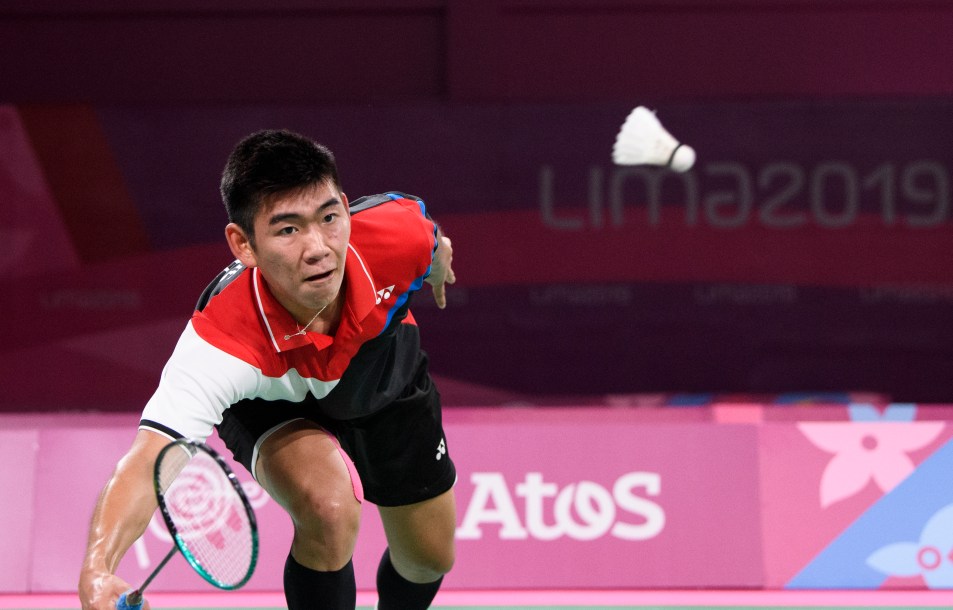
[390,542,455,583]
[292,482,360,531]
[294,487,359,528]
[426,549,455,579]
[287,485,361,566]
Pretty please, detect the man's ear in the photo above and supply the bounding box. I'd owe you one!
[225,223,258,267]
[341,191,350,216]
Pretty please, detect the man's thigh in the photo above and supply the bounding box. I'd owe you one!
[256,419,363,513]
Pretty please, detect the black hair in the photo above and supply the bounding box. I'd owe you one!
[220,129,341,237]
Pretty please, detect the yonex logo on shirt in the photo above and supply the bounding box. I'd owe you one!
[376,285,396,304]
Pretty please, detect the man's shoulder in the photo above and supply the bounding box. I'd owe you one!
[195,260,247,312]
[190,264,267,363]
[349,192,435,268]
[349,191,433,247]
[349,191,425,216]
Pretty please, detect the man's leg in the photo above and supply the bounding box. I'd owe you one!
[256,420,363,610]
[376,489,456,609]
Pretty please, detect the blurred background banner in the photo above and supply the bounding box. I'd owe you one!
[8,407,953,593]
[3,99,953,410]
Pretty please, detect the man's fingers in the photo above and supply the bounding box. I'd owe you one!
[433,283,447,309]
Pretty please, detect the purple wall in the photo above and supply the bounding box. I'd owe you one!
[3,1,953,409]
[2,0,953,104]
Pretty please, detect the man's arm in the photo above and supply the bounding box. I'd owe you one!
[79,430,170,610]
[425,227,455,309]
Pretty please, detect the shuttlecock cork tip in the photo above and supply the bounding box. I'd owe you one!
[669,144,696,172]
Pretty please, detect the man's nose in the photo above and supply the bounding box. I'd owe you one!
[303,227,331,259]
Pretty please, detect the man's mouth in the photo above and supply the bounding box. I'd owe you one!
[305,270,333,283]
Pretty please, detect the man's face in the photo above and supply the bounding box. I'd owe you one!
[228,180,350,323]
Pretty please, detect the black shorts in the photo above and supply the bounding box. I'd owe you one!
[216,363,456,507]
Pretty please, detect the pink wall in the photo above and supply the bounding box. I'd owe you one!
[5,404,953,595]
[0,429,38,591]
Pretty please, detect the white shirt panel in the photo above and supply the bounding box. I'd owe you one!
[141,321,340,441]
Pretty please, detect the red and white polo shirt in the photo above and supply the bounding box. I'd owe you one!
[140,193,438,441]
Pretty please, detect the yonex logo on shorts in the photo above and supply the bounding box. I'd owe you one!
[436,438,446,460]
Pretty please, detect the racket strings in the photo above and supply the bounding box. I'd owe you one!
[158,450,255,588]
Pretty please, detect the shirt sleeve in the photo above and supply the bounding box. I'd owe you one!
[140,320,263,441]
[393,195,438,275]
[350,194,438,282]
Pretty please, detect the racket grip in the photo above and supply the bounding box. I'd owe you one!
[116,590,143,610]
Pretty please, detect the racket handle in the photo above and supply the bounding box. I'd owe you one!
[116,590,143,610]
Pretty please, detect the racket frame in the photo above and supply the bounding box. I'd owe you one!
[153,439,259,590]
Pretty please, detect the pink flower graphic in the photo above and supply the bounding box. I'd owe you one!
[798,422,945,508]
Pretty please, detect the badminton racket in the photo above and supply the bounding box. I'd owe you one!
[117,439,259,610]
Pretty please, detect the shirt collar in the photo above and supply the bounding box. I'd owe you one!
[253,244,379,353]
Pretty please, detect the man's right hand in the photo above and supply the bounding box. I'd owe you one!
[79,570,150,610]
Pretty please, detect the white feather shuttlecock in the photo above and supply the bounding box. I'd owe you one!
[612,106,696,172]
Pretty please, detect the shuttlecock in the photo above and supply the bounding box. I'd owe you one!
[612,106,696,172]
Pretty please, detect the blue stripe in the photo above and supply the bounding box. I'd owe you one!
[378,193,435,333]
[380,273,427,335]
[412,197,439,277]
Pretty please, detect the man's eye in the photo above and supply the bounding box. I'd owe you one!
[278,226,296,235]
[323,213,337,223]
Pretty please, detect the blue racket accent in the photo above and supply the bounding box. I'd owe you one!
[116,591,142,610]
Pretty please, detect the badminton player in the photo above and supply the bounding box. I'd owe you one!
[79,129,458,610]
